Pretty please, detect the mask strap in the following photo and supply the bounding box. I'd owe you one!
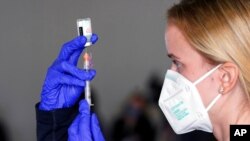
[193,64,222,85]
[206,94,221,111]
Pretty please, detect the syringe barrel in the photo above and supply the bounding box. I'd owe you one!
[85,81,92,106]
[83,52,93,107]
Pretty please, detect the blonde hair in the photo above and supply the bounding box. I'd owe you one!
[167,0,250,101]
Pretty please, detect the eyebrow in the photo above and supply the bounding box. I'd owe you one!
[167,53,180,60]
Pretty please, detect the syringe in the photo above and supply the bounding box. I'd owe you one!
[83,52,93,106]
[77,18,94,107]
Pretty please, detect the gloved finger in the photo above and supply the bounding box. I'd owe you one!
[68,34,99,65]
[69,49,82,66]
[57,36,87,62]
[54,61,96,81]
[90,33,98,44]
[79,99,90,115]
[78,100,92,141]
[91,113,105,141]
[56,73,86,86]
[68,115,81,141]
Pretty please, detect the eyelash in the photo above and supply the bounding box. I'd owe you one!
[172,60,182,69]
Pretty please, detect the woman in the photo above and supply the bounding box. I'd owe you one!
[36,0,250,140]
[159,0,250,140]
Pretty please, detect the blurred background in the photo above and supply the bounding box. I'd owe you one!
[0,0,216,140]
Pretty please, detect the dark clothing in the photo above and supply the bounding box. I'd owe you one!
[0,121,9,141]
[35,103,78,141]
[111,113,156,141]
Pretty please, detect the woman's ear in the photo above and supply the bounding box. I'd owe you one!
[218,62,239,94]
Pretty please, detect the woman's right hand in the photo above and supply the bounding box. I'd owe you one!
[39,34,98,111]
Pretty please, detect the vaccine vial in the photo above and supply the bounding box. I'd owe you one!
[77,18,92,46]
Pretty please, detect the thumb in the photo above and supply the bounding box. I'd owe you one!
[68,115,81,141]
[91,113,105,141]
[78,100,92,141]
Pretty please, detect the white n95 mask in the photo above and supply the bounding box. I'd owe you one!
[158,65,222,134]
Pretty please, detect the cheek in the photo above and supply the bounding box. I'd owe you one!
[196,77,219,107]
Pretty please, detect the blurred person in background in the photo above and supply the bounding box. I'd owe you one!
[110,89,155,141]
[36,0,250,141]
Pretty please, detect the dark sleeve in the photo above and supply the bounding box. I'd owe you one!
[35,103,78,141]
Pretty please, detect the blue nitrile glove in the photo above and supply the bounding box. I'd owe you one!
[68,100,105,141]
[39,34,98,111]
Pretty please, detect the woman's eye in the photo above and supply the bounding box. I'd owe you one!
[173,60,182,68]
